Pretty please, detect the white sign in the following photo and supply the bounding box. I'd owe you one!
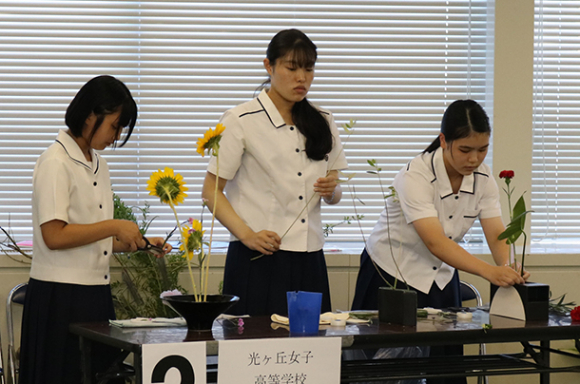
[217,337,341,384]
[142,342,207,384]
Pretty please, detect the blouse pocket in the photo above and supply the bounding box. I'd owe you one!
[461,209,481,237]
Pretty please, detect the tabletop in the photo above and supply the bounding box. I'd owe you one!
[70,310,580,354]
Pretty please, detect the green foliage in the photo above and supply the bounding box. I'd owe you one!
[549,293,577,316]
[323,215,364,237]
[497,194,532,245]
[111,194,188,319]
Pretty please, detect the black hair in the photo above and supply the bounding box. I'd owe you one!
[263,29,333,161]
[65,75,137,147]
[424,99,491,153]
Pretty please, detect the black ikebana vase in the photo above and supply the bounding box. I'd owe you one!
[378,287,417,326]
[490,282,549,321]
[162,294,240,331]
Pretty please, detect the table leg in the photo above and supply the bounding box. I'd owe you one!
[540,340,550,384]
[134,346,143,384]
[79,336,92,384]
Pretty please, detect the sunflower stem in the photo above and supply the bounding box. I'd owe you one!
[166,190,199,301]
[203,154,219,301]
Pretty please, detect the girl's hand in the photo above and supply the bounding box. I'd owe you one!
[115,220,146,251]
[147,237,173,257]
[241,230,281,255]
[313,174,338,198]
[484,264,526,287]
[507,261,531,281]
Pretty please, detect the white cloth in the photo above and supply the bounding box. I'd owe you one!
[366,147,501,294]
[31,130,114,285]
[207,89,348,252]
[109,317,187,328]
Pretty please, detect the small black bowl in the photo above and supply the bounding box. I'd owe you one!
[163,294,239,331]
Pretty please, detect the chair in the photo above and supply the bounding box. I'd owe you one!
[6,282,27,384]
[1,305,5,384]
[460,280,488,384]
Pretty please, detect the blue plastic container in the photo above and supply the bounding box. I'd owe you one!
[286,291,322,335]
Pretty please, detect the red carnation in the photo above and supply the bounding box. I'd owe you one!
[571,306,580,321]
[499,170,515,179]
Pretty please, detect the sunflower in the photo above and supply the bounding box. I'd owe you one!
[196,123,226,157]
[179,220,205,260]
[146,167,188,205]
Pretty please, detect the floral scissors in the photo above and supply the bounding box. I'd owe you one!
[138,237,165,256]
[138,227,177,256]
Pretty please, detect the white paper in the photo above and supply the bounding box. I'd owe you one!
[142,342,206,384]
[217,337,341,384]
[489,286,526,321]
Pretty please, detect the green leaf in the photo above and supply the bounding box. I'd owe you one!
[498,223,522,242]
[512,194,527,220]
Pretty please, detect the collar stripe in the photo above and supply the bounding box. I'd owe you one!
[257,98,285,129]
[56,140,91,171]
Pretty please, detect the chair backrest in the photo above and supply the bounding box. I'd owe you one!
[460,280,483,307]
[6,282,27,384]
[0,300,5,384]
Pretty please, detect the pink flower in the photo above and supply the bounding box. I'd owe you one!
[160,289,183,299]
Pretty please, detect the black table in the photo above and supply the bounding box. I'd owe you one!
[70,310,580,383]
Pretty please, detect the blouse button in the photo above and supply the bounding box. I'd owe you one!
[299,196,303,200]
[104,275,108,280]
[455,196,459,200]
[448,236,452,239]
[93,182,97,186]
[449,215,453,219]
[295,148,300,153]
[99,204,102,209]
[290,126,295,131]
[432,266,437,270]
[104,251,108,256]
[301,219,305,223]
[298,172,302,176]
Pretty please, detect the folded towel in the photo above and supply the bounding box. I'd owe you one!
[271,312,368,326]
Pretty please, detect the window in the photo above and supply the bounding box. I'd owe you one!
[0,1,493,243]
[533,0,580,242]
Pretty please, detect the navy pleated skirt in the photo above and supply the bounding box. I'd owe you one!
[19,278,121,384]
[222,241,332,316]
[351,248,461,311]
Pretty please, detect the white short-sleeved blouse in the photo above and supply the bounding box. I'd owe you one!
[366,147,501,294]
[30,130,114,285]
[207,89,348,252]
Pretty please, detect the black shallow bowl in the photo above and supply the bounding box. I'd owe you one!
[163,294,239,331]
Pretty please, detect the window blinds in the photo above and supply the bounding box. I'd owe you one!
[533,0,580,241]
[0,0,492,242]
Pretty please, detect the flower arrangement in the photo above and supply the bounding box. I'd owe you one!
[363,160,406,289]
[111,194,188,318]
[497,170,533,277]
[146,124,225,302]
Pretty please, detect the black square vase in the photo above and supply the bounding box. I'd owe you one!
[490,282,550,321]
[378,287,417,326]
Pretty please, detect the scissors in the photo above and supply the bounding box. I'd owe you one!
[138,227,177,256]
[138,237,165,257]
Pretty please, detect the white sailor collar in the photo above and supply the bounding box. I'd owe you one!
[256,89,287,129]
[430,147,476,199]
[54,129,100,174]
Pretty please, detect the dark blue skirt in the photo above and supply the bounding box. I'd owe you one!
[351,248,461,310]
[222,241,332,316]
[19,278,121,384]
